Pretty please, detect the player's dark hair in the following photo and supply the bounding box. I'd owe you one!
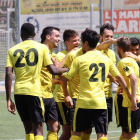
[40,26,60,43]
[21,23,35,38]
[130,37,140,48]
[100,23,115,36]
[117,37,131,52]
[63,29,79,42]
[81,28,99,49]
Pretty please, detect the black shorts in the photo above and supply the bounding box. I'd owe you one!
[114,94,123,127]
[43,98,58,123]
[122,103,140,133]
[56,98,76,125]
[73,108,108,134]
[106,97,113,122]
[14,95,44,122]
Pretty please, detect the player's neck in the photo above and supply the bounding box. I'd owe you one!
[44,41,54,52]
[86,47,96,52]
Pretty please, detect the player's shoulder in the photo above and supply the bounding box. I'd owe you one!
[68,48,83,57]
[57,50,67,56]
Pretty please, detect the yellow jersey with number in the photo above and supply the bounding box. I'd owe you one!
[6,40,52,97]
[102,49,116,97]
[64,48,83,99]
[117,57,140,107]
[40,49,56,98]
[53,50,68,102]
[63,50,120,109]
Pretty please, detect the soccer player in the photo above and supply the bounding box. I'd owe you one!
[40,26,62,140]
[53,29,79,140]
[5,23,68,140]
[96,23,117,126]
[61,43,94,140]
[116,37,140,140]
[60,28,132,140]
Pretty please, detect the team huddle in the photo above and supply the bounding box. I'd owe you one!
[5,22,140,140]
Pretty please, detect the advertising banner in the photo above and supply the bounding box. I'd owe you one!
[21,11,99,41]
[104,10,140,39]
[21,0,99,15]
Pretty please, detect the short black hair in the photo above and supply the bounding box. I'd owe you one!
[81,28,99,49]
[117,37,131,52]
[21,23,35,37]
[63,29,79,42]
[40,26,60,43]
[130,37,140,48]
[100,23,115,36]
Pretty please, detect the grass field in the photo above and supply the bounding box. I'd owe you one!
[1,92,140,140]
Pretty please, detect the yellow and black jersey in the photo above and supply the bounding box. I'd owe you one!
[6,40,52,97]
[53,50,68,102]
[40,49,56,98]
[63,50,120,109]
[102,49,116,97]
[64,48,83,98]
[117,57,140,107]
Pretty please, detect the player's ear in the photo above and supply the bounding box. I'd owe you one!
[33,33,36,37]
[100,35,102,41]
[85,41,88,46]
[65,41,68,46]
[46,35,50,40]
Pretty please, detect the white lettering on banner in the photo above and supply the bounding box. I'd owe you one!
[105,11,111,19]
[129,20,138,32]
[119,11,126,19]
[117,20,128,32]
[104,10,140,34]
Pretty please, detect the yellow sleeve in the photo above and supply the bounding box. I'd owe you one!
[6,49,13,67]
[63,57,79,80]
[121,61,134,77]
[109,59,120,77]
[64,53,74,68]
[43,47,53,66]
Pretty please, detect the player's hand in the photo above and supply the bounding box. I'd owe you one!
[117,88,123,95]
[7,100,16,115]
[52,78,61,84]
[69,47,79,53]
[111,77,120,86]
[65,96,73,109]
[51,57,59,67]
[124,52,136,59]
[131,98,139,111]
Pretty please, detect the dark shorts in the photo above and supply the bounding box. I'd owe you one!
[122,103,140,133]
[106,97,113,122]
[56,98,76,125]
[73,108,108,134]
[43,98,58,123]
[114,94,123,127]
[14,95,44,122]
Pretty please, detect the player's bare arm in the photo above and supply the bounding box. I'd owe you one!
[108,72,119,86]
[97,37,122,51]
[51,78,61,84]
[115,74,131,99]
[5,67,16,115]
[129,74,139,111]
[59,75,73,109]
[124,52,140,63]
[47,64,68,75]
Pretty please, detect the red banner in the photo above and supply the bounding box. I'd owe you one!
[104,10,140,34]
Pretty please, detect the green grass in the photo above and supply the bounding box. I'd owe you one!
[0,92,140,140]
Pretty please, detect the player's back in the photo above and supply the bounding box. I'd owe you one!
[117,57,140,107]
[6,40,51,96]
[64,50,119,109]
